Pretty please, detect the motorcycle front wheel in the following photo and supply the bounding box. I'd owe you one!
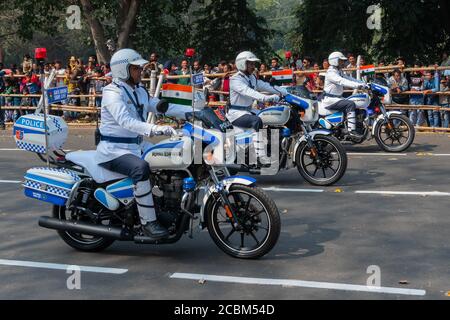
[374,114,415,152]
[206,185,280,259]
[295,135,348,186]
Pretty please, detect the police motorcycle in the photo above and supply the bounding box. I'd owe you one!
[229,85,348,186]
[14,101,281,259]
[317,78,415,152]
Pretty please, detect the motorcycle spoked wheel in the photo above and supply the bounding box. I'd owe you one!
[53,205,116,252]
[295,135,348,186]
[206,185,280,259]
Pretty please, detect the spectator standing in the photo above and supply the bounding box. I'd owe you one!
[0,62,6,129]
[423,68,440,128]
[346,54,357,77]
[270,58,282,71]
[258,63,271,82]
[22,54,33,74]
[93,68,105,109]
[439,76,450,128]
[163,61,179,84]
[177,59,191,85]
[53,60,66,87]
[388,69,409,118]
[322,58,330,70]
[408,65,425,126]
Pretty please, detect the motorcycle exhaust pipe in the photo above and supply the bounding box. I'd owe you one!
[38,216,131,240]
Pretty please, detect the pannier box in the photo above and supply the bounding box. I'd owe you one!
[24,167,81,206]
[13,114,68,154]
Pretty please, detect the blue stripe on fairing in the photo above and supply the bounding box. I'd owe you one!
[346,94,368,100]
[285,94,310,109]
[110,189,134,199]
[106,178,134,192]
[257,106,286,115]
[223,175,257,184]
[184,123,218,146]
[24,173,74,190]
[94,189,109,207]
[142,141,183,159]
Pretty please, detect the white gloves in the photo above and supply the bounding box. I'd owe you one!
[264,95,281,103]
[150,125,177,137]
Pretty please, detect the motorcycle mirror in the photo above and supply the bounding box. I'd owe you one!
[156,99,169,114]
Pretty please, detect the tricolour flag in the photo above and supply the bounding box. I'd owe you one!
[360,65,375,75]
[272,69,293,85]
[162,83,193,106]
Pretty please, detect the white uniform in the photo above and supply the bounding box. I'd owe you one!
[95,79,161,164]
[321,66,363,109]
[227,71,287,123]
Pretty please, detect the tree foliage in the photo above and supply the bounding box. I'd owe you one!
[289,0,450,63]
[192,0,273,64]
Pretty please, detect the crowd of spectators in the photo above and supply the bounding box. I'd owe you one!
[1,51,450,130]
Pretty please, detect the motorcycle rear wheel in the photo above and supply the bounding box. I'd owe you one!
[53,205,115,252]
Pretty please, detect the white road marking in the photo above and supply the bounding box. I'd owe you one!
[347,153,408,156]
[0,180,22,184]
[0,259,128,274]
[355,191,450,197]
[433,154,450,157]
[170,273,426,297]
[263,187,324,193]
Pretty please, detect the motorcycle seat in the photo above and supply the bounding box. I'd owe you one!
[66,150,128,184]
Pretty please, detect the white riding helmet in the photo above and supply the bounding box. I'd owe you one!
[235,51,261,72]
[110,48,148,81]
[328,51,348,67]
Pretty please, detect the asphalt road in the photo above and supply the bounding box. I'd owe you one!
[0,128,449,300]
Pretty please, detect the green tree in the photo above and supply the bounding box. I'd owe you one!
[192,0,273,64]
[288,0,450,64]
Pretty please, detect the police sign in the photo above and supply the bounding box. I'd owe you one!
[47,86,68,104]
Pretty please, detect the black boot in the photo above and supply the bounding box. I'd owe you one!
[143,220,169,239]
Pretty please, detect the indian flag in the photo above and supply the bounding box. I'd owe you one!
[162,83,193,106]
[360,65,375,75]
[272,69,293,85]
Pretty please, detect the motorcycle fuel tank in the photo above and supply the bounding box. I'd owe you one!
[346,93,370,109]
[142,136,193,170]
[258,106,290,126]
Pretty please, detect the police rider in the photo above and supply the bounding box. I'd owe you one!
[322,51,369,138]
[227,51,289,159]
[95,49,177,240]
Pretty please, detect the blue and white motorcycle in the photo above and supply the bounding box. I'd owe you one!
[15,105,281,259]
[317,78,415,152]
[230,86,348,186]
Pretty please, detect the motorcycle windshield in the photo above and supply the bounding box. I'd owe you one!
[285,85,317,100]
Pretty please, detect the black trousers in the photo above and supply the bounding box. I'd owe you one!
[99,154,150,184]
[232,114,263,131]
[326,100,356,113]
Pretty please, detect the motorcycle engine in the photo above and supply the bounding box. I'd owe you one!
[151,173,185,229]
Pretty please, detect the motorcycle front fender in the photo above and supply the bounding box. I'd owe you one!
[293,129,332,157]
[371,111,403,136]
[199,175,257,226]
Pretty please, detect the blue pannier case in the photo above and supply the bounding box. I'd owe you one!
[24,167,81,206]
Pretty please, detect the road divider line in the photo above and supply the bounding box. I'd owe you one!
[355,190,450,196]
[0,259,128,274]
[263,187,324,193]
[170,273,426,297]
[347,153,408,156]
[0,180,22,184]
